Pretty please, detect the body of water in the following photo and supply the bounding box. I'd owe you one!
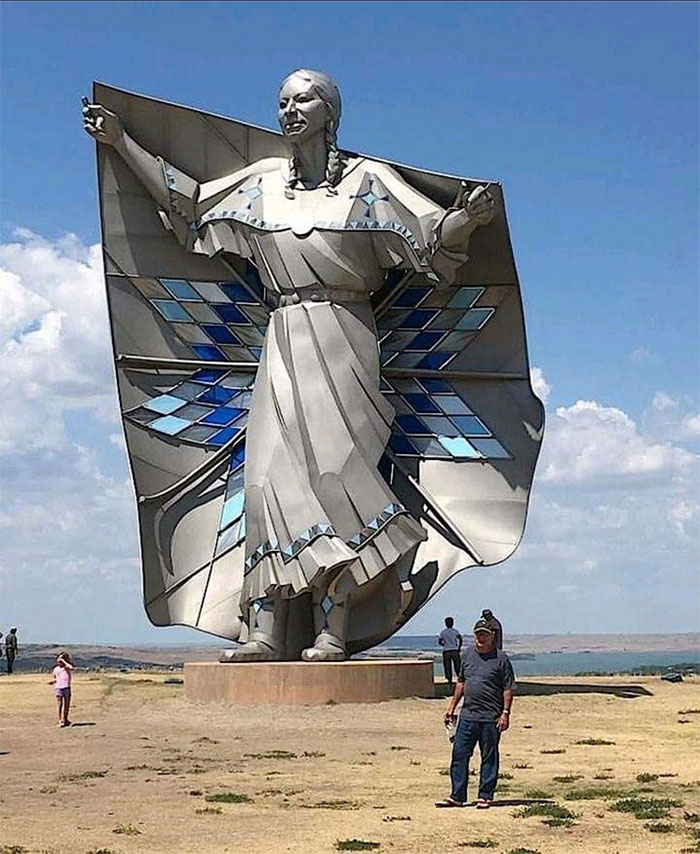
[372,637,699,675]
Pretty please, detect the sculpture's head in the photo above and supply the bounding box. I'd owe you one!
[278,68,342,146]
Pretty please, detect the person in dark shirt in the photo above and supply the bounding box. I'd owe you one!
[5,628,18,674]
[436,618,515,808]
[481,609,503,650]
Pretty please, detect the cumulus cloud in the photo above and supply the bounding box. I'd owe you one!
[530,366,550,405]
[652,391,677,412]
[539,399,695,483]
[0,231,138,638]
[485,370,700,631]
[1,443,136,578]
[420,366,700,635]
[646,391,700,443]
[0,229,116,454]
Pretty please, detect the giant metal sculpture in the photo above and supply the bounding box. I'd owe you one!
[83,70,543,662]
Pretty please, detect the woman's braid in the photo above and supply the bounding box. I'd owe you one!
[324,123,344,195]
[285,153,301,199]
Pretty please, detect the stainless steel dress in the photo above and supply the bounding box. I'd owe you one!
[161,156,467,608]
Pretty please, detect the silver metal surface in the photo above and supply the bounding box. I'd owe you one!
[87,75,543,659]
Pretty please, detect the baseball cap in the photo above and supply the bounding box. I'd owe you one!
[473,618,494,634]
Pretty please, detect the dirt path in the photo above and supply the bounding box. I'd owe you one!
[1,673,698,853]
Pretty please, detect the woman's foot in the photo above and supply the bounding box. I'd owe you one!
[222,637,286,662]
[301,631,347,662]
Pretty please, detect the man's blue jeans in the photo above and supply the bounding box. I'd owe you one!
[449,716,500,803]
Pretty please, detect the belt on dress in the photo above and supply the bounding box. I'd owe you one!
[277,286,368,307]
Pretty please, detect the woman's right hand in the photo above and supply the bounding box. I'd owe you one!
[82,100,124,147]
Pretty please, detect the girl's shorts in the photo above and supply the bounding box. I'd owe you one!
[55,687,71,698]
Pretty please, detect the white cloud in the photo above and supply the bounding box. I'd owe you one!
[652,391,677,411]
[647,391,700,443]
[0,268,51,338]
[0,231,139,638]
[669,500,700,539]
[0,229,116,454]
[412,368,699,635]
[630,347,662,366]
[685,415,700,438]
[530,366,550,405]
[539,399,695,483]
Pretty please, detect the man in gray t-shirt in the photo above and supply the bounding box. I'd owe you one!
[436,619,515,809]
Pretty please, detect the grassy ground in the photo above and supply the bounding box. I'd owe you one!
[0,672,698,854]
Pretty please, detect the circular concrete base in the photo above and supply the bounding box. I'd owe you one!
[184,659,435,705]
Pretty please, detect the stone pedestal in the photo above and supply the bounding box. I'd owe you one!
[184,659,434,705]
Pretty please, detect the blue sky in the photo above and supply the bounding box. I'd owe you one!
[1,1,698,643]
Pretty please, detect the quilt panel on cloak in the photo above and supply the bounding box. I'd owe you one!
[95,83,544,652]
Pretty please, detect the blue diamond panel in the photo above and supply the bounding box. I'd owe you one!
[130,272,270,364]
[381,376,511,461]
[378,283,495,370]
[124,369,255,448]
[213,441,248,558]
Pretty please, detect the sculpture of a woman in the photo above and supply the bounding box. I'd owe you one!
[83,70,521,662]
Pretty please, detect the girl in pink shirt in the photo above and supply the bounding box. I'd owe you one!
[52,652,74,727]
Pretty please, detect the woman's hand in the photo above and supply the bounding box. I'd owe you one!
[82,100,124,147]
[464,184,495,226]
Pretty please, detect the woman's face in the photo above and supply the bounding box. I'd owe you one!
[278,76,329,144]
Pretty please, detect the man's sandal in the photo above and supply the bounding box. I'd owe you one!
[435,798,466,808]
[476,798,492,809]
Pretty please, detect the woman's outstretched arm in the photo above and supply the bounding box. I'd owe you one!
[83,101,177,211]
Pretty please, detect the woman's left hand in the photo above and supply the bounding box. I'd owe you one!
[464,185,495,226]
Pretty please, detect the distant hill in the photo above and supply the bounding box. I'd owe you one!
[3,633,697,672]
[4,643,217,673]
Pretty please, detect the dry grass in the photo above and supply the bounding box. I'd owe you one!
[0,672,698,853]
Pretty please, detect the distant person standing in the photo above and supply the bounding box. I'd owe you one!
[52,652,74,727]
[438,617,463,685]
[481,609,503,650]
[5,628,18,674]
[436,618,515,809]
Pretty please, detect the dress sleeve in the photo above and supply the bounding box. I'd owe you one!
[154,159,254,251]
[156,157,200,224]
[368,162,470,285]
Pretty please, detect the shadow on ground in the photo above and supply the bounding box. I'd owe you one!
[469,798,554,807]
[436,798,554,809]
[432,681,653,699]
[515,681,653,699]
